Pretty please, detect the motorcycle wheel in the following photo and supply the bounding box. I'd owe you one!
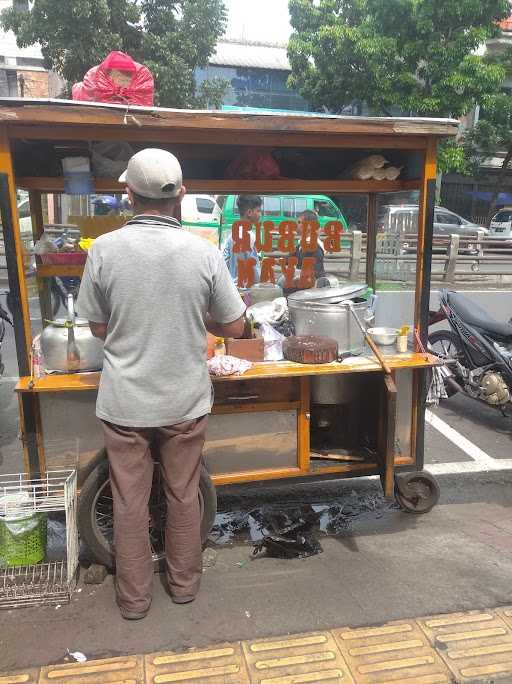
[77,450,217,571]
[428,329,464,398]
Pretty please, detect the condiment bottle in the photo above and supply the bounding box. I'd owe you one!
[214,337,226,356]
[396,326,409,353]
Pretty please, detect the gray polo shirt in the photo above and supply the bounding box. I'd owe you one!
[77,214,246,427]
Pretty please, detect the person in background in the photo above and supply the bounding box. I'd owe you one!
[222,195,262,285]
[295,209,326,280]
[77,148,246,621]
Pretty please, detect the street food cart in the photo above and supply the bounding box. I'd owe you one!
[0,98,458,568]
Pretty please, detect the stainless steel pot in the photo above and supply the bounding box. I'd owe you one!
[41,294,104,373]
[288,287,376,406]
[288,297,375,356]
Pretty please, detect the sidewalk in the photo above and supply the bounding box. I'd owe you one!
[1,470,512,679]
[5,606,512,682]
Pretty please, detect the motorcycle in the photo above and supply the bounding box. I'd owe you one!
[6,274,80,319]
[428,289,512,413]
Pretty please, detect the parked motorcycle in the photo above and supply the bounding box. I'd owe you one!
[6,275,80,319]
[428,289,512,413]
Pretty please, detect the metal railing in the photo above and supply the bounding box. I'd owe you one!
[2,231,512,289]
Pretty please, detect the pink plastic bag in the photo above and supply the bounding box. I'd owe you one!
[72,51,154,107]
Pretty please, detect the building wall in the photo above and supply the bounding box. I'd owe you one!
[0,0,64,98]
[196,63,309,111]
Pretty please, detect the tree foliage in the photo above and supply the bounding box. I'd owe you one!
[288,0,510,117]
[453,49,512,221]
[1,0,228,108]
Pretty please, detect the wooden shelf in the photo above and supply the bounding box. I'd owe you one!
[37,264,84,278]
[16,353,438,393]
[17,177,421,194]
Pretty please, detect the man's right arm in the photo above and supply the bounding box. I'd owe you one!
[205,313,245,339]
[208,253,247,339]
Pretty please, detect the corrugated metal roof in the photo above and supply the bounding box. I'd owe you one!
[210,40,291,71]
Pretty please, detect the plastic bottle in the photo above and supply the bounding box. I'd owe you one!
[214,337,226,356]
[32,335,44,378]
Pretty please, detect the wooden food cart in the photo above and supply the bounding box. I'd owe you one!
[0,98,457,567]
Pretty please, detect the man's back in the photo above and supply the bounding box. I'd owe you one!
[78,216,244,427]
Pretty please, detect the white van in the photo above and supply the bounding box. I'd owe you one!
[489,207,512,247]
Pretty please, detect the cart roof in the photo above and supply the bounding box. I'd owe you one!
[0,97,459,138]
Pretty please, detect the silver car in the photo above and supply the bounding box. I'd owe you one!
[378,205,487,253]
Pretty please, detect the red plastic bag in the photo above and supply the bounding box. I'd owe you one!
[226,149,281,179]
[72,51,154,107]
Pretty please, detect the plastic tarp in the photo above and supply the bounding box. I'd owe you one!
[72,51,154,107]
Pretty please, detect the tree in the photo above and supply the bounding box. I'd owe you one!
[1,0,228,108]
[455,49,512,223]
[288,0,510,118]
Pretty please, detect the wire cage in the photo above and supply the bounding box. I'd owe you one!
[0,470,78,609]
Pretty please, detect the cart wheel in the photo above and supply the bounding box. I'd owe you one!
[78,450,217,570]
[395,471,440,514]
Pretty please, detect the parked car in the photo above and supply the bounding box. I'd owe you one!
[378,204,487,253]
[217,194,348,248]
[378,204,486,237]
[180,194,221,247]
[489,207,512,247]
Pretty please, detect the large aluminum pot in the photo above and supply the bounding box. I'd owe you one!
[288,297,375,356]
[41,295,103,373]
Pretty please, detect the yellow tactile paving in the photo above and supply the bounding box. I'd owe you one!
[0,673,38,684]
[242,631,355,684]
[144,643,248,683]
[496,606,512,632]
[417,610,512,682]
[12,607,512,682]
[39,654,144,683]
[333,620,451,684]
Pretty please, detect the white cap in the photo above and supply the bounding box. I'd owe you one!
[119,148,183,199]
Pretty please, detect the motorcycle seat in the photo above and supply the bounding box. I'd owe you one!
[447,291,512,340]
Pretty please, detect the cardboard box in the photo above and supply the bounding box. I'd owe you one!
[225,337,264,362]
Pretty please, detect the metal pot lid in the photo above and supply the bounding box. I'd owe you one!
[287,284,368,304]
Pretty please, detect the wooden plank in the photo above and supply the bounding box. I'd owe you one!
[37,264,84,278]
[211,460,378,484]
[298,376,311,471]
[15,355,440,393]
[1,101,459,136]
[16,176,417,195]
[16,372,101,392]
[383,374,398,498]
[212,401,300,414]
[9,123,432,150]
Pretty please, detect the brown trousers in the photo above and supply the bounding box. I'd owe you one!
[102,416,208,614]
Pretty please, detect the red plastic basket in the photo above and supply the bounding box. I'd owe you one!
[40,252,87,265]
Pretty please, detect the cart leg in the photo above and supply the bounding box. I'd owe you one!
[379,374,397,498]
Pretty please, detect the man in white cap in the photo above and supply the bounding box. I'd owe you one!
[77,148,246,620]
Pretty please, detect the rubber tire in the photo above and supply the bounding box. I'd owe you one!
[78,453,217,570]
[428,329,464,398]
[395,471,440,514]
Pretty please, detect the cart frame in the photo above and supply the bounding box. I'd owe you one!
[0,98,457,501]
